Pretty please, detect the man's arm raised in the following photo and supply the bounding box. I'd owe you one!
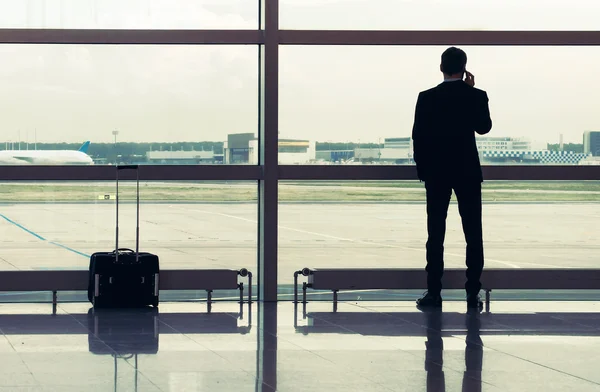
[474,91,492,135]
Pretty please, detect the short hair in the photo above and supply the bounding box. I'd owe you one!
[441,47,467,75]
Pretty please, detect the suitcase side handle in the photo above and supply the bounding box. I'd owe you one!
[112,248,135,254]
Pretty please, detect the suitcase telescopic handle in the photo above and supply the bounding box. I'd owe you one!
[116,165,140,262]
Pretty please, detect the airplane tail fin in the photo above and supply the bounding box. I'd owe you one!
[78,141,91,154]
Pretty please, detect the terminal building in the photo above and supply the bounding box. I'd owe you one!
[343,136,590,165]
[584,130,600,156]
[219,134,591,166]
[223,132,316,164]
[315,149,355,162]
[145,149,221,164]
[476,136,590,164]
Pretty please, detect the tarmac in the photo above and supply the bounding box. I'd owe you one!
[0,202,598,288]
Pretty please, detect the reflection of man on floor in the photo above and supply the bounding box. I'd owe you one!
[424,310,445,391]
[424,310,483,392]
[463,310,483,392]
[412,46,493,310]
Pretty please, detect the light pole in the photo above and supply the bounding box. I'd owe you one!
[112,130,119,165]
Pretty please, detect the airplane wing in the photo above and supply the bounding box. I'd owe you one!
[11,156,36,164]
[0,155,34,165]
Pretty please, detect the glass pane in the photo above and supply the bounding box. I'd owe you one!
[0,45,258,165]
[278,180,600,300]
[280,0,600,30]
[280,46,600,166]
[0,0,257,29]
[0,180,256,301]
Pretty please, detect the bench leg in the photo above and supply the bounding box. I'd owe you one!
[333,290,338,313]
[293,271,300,304]
[207,290,213,314]
[293,302,298,328]
[302,282,307,305]
[247,271,253,305]
[238,283,244,305]
[52,291,57,315]
[485,289,492,312]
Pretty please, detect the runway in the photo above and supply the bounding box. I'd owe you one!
[0,202,598,287]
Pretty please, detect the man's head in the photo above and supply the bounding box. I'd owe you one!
[440,47,467,78]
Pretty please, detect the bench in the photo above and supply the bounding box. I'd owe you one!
[293,268,600,311]
[0,268,252,313]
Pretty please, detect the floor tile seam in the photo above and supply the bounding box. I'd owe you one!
[547,314,600,332]
[0,329,41,387]
[0,329,19,354]
[295,311,387,366]
[462,340,600,387]
[255,377,277,392]
[58,305,121,355]
[253,309,391,387]
[477,317,596,339]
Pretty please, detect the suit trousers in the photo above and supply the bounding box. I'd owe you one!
[424,180,484,295]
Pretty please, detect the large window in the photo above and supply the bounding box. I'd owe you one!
[279,46,600,166]
[0,0,258,29]
[278,180,600,300]
[0,45,258,166]
[0,180,256,269]
[280,0,600,30]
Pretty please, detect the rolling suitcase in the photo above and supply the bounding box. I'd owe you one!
[87,165,160,308]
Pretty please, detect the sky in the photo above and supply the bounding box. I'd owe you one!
[0,0,599,145]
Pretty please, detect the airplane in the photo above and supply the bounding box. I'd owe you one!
[0,141,94,165]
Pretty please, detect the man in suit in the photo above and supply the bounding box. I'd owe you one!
[412,47,492,309]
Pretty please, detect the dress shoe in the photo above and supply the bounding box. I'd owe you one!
[416,291,442,308]
[466,293,483,309]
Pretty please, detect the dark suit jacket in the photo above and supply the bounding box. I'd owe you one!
[411,80,492,183]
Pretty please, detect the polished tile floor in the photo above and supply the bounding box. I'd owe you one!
[0,300,599,391]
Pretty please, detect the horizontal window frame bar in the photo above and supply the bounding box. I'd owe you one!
[0,165,262,181]
[279,30,600,46]
[278,165,600,181]
[0,165,598,181]
[0,29,599,46]
[0,29,263,45]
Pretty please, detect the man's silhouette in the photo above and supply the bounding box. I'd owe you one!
[412,47,492,309]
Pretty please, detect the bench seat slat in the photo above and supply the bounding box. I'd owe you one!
[308,268,600,290]
[0,269,242,292]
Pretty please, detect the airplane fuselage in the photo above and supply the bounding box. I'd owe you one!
[0,150,94,165]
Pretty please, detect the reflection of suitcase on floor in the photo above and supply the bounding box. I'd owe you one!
[87,307,159,355]
[87,165,159,308]
[87,307,158,392]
